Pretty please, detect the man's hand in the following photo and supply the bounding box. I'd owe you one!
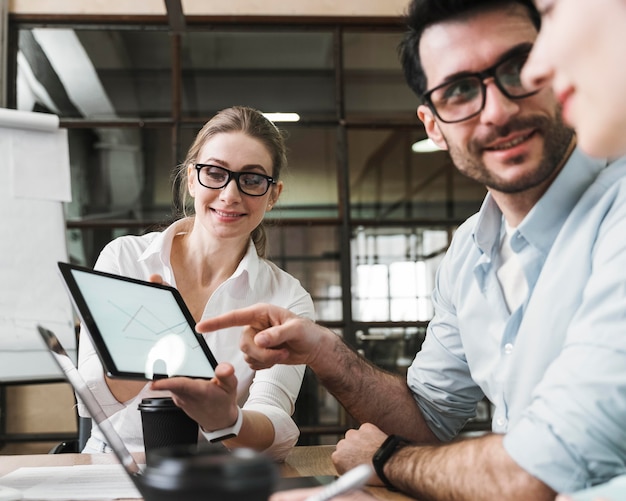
[196,303,334,371]
[332,423,387,485]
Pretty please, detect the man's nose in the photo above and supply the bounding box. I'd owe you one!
[479,79,521,126]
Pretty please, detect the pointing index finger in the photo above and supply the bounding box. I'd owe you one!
[196,303,289,334]
[196,305,264,333]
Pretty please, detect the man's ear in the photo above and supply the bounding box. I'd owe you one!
[417,104,448,151]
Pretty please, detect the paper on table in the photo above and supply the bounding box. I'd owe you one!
[0,464,141,500]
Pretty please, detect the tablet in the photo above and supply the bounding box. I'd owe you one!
[58,262,218,380]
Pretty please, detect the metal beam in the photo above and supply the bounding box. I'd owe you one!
[164,0,186,33]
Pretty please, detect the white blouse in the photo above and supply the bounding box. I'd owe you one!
[78,218,315,461]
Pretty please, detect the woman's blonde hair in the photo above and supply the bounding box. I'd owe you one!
[173,106,287,258]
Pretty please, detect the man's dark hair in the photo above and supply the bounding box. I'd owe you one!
[398,0,541,99]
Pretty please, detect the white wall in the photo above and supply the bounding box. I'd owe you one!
[8,0,408,17]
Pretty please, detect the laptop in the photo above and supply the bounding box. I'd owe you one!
[37,325,334,500]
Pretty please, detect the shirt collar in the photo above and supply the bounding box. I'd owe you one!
[139,218,188,261]
[138,218,261,290]
[517,147,607,256]
[472,147,608,257]
[230,239,260,290]
[473,194,502,256]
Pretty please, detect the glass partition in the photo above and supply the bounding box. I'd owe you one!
[348,128,485,221]
[343,30,418,123]
[64,126,175,266]
[351,226,450,323]
[266,225,341,322]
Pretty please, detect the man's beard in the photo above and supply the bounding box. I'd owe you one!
[443,110,574,194]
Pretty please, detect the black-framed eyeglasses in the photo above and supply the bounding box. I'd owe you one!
[195,164,276,196]
[421,49,541,124]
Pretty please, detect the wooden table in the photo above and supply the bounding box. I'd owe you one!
[0,446,412,500]
[282,446,411,500]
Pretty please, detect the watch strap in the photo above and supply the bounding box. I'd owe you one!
[372,434,411,491]
[201,406,243,443]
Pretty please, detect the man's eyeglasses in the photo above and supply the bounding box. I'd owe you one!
[195,164,276,196]
[421,49,541,124]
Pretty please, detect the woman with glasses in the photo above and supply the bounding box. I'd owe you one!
[521,0,626,158]
[78,106,315,461]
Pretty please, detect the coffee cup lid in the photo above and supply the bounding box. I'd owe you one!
[138,397,177,411]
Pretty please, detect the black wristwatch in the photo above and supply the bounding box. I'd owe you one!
[372,434,411,491]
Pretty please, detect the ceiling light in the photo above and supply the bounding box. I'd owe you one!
[411,138,442,153]
[263,112,300,122]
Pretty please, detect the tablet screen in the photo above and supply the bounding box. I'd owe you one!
[59,263,217,380]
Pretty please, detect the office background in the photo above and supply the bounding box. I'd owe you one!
[0,0,488,454]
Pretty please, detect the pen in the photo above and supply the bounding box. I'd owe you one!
[304,463,374,501]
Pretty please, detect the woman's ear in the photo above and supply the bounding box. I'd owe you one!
[266,180,283,211]
[187,164,195,197]
[417,104,448,151]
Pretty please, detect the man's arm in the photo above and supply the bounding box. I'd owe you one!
[389,433,556,501]
[333,424,556,501]
[312,336,437,442]
[196,303,437,443]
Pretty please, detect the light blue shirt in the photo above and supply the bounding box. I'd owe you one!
[563,474,626,501]
[407,148,626,492]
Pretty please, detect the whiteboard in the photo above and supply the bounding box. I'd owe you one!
[0,108,76,382]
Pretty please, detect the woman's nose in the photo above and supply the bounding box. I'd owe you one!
[521,39,554,92]
[219,177,242,202]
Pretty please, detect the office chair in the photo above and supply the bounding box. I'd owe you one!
[49,416,92,454]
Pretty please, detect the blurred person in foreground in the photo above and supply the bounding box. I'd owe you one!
[522,0,626,158]
[524,2,626,499]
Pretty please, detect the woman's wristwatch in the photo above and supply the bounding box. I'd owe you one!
[201,406,243,443]
[372,434,411,491]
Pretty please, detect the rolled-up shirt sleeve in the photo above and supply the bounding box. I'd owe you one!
[504,344,626,492]
[407,247,485,442]
[243,363,305,461]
